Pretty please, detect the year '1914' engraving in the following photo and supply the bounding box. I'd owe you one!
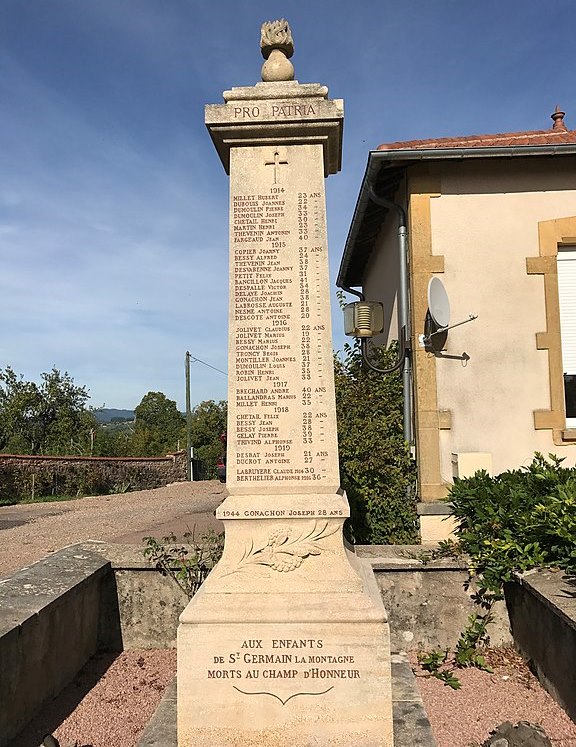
[228,149,339,491]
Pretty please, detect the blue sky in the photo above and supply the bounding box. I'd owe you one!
[1,1,574,410]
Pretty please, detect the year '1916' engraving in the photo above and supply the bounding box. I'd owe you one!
[228,148,339,491]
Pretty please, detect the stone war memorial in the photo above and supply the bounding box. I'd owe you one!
[177,20,393,746]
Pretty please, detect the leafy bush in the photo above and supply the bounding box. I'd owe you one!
[419,452,576,688]
[449,452,576,597]
[143,530,224,597]
[334,339,417,544]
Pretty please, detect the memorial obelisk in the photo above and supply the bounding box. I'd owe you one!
[177,20,393,746]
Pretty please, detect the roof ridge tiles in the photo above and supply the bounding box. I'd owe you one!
[377,126,576,151]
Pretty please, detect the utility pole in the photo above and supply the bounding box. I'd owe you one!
[185,351,192,481]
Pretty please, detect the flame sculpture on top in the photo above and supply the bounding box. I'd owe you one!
[260,19,295,82]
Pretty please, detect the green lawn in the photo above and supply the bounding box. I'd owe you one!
[0,493,83,507]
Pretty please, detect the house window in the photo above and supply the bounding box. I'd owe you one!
[557,247,576,427]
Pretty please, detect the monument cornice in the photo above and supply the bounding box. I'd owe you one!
[223,81,329,101]
[205,82,343,176]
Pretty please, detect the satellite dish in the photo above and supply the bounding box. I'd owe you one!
[427,277,450,328]
[420,277,478,349]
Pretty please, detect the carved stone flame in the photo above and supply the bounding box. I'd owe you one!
[260,19,294,59]
[260,19,295,82]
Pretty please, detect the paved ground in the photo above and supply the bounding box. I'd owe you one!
[0,480,227,580]
[4,483,576,747]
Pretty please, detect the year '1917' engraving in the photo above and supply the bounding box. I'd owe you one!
[229,170,337,488]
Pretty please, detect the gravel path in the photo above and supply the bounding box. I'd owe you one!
[3,484,576,746]
[0,480,227,580]
[415,648,576,746]
[8,650,177,747]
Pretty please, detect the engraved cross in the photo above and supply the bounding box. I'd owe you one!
[265,149,288,184]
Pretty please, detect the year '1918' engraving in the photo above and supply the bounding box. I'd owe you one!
[229,165,337,488]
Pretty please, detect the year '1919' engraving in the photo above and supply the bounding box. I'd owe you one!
[229,163,337,488]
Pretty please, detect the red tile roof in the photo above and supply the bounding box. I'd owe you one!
[377,109,576,151]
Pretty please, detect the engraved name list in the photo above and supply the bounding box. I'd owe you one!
[227,146,339,494]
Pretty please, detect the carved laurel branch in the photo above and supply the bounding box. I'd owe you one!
[228,520,338,575]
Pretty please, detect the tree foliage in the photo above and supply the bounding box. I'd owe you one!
[418,452,576,688]
[449,452,576,594]
[0,367,95,455]
[0,367,228,486]
[96,393,226,470]
[92,427,134,457]
[334,340,418,544]
[189,399,227,470]
[132,391,185,456]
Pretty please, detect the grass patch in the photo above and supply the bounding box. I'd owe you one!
[0,494,80,507]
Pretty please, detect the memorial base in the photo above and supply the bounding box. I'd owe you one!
[177,555,393,747]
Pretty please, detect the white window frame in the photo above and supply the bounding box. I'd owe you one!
[557,246,576,428]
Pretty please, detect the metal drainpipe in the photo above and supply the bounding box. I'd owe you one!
[339,284,364,302]
[366,188,412,446]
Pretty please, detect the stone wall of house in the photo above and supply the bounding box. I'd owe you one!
[0,451,187,502]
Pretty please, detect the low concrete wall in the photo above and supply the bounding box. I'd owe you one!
[356,545,512,651]
[505,568,576,722]
[0,542,190,745]
[86,542,512,653]
[0,547,111,747]
[78,541,189,649]
[3,542,573,745]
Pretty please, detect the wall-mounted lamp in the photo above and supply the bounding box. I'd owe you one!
[342,300,409,376]
[343,301,384,338]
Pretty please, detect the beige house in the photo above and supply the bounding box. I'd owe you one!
[337,108,576,542]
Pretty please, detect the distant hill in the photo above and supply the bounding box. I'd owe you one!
[93,408,135,423]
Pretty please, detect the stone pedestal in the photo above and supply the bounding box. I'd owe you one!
[178,560,391,747]
[177,72,393,747]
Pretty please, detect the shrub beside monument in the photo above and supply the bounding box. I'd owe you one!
[335,339,418,544]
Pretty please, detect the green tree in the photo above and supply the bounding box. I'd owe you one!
[92,426,134,457]
[334,340,418,544]
[0,367,43,453]
[41,368,96,454]
[189,400,227,474]
[0,367,95,455]
[132,391,185,456]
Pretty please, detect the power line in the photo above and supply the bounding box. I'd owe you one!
[188,355,228,377]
